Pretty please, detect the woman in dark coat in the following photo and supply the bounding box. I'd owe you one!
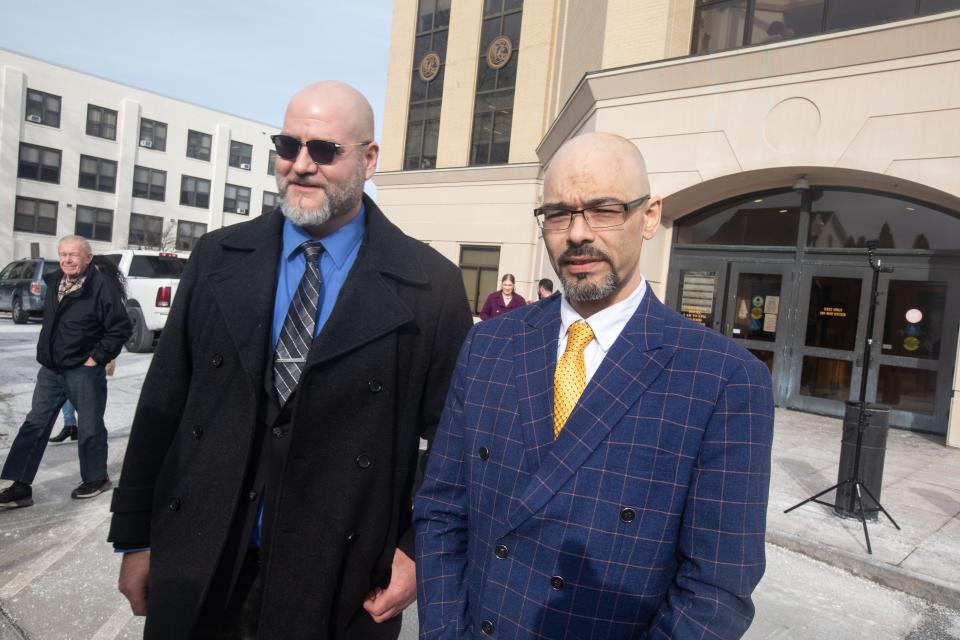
[479,273,526,320]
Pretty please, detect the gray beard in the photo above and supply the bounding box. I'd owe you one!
[280,197,334,228]
[277,156,366,228]
[561,270,619,302]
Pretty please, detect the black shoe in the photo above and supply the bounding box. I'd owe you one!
[0,481,34,508]
[49,425,78,443]
[70,477,112,499]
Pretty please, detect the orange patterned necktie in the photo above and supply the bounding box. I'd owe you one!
[553,321,595,438]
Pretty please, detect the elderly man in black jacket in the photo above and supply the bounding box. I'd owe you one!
[0,235,131,508]
[108,81,473,639]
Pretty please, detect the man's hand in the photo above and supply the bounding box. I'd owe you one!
[84,356,98,367]
[118,550,150,615]
[363,548,417,623]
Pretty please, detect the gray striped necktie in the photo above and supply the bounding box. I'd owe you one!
[273,241,324,404]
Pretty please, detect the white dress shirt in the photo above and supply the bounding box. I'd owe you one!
[557,278,647,385]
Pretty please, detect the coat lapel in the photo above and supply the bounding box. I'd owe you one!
[512,298,562,472]
[302,196,427,370]
[206,211,284,390]
[504,291,676,535]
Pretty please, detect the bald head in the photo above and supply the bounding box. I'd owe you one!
[544,132,650,200]
[285,81,375,142]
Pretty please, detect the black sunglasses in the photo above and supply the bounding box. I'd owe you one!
[270,134,370,165]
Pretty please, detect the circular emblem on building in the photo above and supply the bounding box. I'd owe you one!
[486,35,513,70]
[419,52,442,82]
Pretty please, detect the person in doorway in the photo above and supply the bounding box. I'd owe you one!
[479,273,526,320]
[0,236,131,508]
[415,132,775,639]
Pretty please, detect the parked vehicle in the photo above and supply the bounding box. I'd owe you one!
[0,258,60,323]
[100,250,188,352]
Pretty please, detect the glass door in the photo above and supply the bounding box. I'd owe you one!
[785,265,872,416]
[873,267,957,433]
[722,262,795,402]
[665,257,729,334]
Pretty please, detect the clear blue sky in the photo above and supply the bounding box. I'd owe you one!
[0,0,394,132]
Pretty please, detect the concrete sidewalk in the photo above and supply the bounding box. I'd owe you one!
[767,408,960,609]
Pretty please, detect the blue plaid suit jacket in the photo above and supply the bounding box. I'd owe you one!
[414,291,774,639]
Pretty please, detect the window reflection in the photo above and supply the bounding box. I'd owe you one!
[800,356,852,400]
[676,191,801,246]
[877,366,937,414]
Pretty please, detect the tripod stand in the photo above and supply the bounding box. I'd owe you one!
[784,241,901,554]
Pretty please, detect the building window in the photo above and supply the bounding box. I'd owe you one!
[262,191,280,214]
[133,166,167,201]
[469,0,523,166]
[229,141,253,169]
[187,130,212,161]
[268,149,277,176]
[139,118,167,151]
[75,206,113,242]
[14,197,58,235]
[691,0,960,54]
[25,89,61,127]
[18,143,61,183]
[129,213,164,248]
[224,184,252,214]
[404,0,451,170]
[459,245,501,315]
[176,220,207,251]
[78,155,118,193]
[180,175,211,208]
[86,105,118,140]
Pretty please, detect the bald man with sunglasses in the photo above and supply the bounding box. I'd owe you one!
[109,81,472,640]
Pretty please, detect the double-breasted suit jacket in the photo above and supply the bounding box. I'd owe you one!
[415,290,774,639]
[108,196,473,639]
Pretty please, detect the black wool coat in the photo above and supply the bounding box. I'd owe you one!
[108,196,473,639]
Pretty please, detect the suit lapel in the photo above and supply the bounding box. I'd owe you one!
[504,292,676,535]
[513,299,561,472]
[206,212,284,390]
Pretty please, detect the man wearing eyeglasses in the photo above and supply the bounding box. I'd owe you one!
[415,132,773,639]
[109,81,472,639]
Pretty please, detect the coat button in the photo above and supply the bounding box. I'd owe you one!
[247,490,258,502]
[346,532,358,543]
[367,379,382,393]
[480,619,494,635]
[211,354,223,367]
[494,544,509,559]
[619,508,636,523]
[271,426,286,439]
[169,498,181,511]
[550,576,565,590]
[478,446,490,460]
[192,425,204,439]
[356,454,372,469]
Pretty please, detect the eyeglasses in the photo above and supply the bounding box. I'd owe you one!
[270,134,370,166]
[534,196,650,232]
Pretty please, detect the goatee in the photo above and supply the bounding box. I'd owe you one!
[557,245,620,302]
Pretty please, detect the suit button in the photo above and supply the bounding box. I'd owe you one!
[367,378,382,393]
[192,425,203,439]
[550,576,565,590]
[346,532,358,543]
[494,544,509,559]
[169,498,181,511]
[478,446,490,460]
[356,454,372,469]
[271,427,286,439]
[247,490,258,502]
[619,508,636,523]
[211,354,223,367]
[480,619,494,635]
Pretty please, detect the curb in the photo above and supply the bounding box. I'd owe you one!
[766,529,960,610]
[0,604,27,640]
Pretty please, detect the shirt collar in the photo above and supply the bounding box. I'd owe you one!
[281,202,366,268]
[559,277,647,353]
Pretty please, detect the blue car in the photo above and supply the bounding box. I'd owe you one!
[0,258,60,324]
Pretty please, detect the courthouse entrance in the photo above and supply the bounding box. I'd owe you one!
[665,187,960,434]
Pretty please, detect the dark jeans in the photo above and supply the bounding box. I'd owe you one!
[1,364,108,484]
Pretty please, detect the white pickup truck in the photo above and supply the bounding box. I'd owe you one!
[101,250,189,352]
